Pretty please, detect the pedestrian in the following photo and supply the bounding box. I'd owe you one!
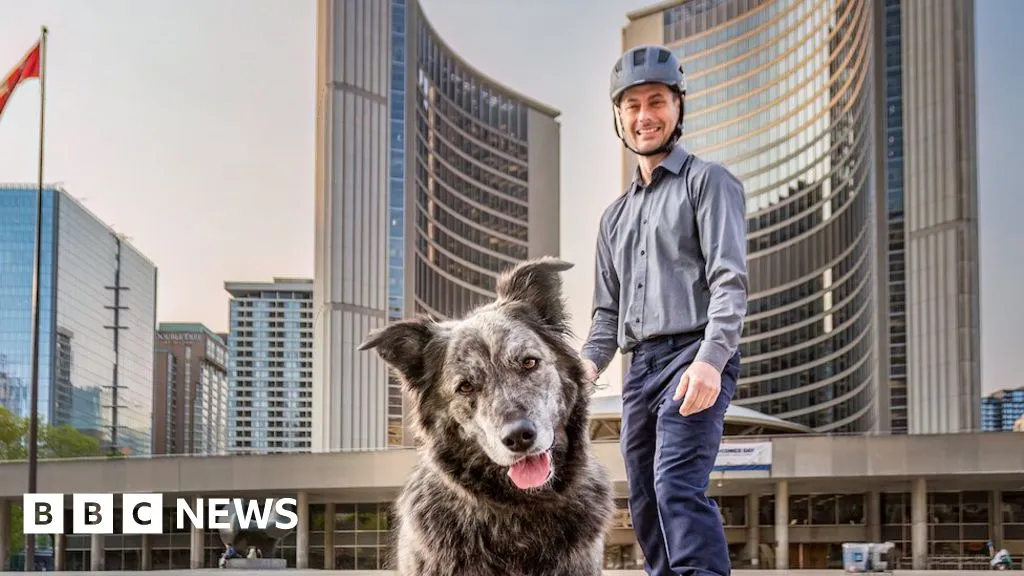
[580,44,749,576]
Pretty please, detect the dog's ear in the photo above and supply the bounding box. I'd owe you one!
[495,256,574,331]
[358,316,438,386]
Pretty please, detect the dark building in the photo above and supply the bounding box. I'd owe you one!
[153,323,229,455]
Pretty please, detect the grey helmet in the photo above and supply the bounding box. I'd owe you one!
[609,45,687,156]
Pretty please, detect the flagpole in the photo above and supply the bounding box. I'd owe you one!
[25,24,47,573]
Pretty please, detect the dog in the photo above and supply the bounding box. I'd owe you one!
[358,256,614,576]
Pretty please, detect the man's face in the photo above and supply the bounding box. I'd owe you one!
[617,83,680,154]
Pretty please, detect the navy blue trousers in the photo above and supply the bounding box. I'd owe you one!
[620,333,739,576]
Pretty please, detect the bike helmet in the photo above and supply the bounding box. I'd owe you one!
[609,45,687,156]
[610,44,686,105]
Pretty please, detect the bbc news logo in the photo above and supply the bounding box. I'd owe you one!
[23,494,298,535]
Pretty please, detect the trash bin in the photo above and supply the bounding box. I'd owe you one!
[843,542,896,573]
[843,543,871,572]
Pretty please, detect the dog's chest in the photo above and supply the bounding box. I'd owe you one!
[401,493,595,575]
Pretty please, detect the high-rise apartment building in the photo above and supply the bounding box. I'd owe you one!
[313,0,561,451]
[981,387,1024,432]
[0,184,157,454]
[621,0,980,434]
[224,277,314,454]
[153,322,229,455]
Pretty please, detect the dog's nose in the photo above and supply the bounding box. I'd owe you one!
[500,419,537,452]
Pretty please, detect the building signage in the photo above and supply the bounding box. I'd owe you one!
[158,332,202,342]
[713,442,772,472]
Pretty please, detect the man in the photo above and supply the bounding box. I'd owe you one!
[580,44,749,576]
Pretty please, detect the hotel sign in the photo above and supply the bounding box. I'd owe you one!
[158,332,202,342]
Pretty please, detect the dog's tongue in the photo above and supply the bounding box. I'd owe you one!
[508,452,551,489]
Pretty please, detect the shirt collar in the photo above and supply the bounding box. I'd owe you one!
[628,142,690,194]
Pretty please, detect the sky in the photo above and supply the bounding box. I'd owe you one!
[0,0,1020,396]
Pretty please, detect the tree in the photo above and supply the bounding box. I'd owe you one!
[0,406,106,561]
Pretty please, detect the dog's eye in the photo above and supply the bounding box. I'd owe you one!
[456,381,474,396]
[521,357,538,370]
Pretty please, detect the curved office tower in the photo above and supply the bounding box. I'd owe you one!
[624,0,882,433]
[624,0,980,435]
[314,0,561,450]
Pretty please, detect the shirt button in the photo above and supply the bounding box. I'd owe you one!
[638,283,643,288]
[640,250,645,256]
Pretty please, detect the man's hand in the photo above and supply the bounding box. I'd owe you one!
[581,358,599,384]
[673,360,721,416]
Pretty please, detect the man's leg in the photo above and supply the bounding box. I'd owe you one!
[620,352,668,574]
[653,352,739,576]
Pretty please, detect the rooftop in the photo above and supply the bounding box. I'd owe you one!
[157,322,226,346]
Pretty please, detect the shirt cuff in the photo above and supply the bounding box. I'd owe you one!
[695,340,731,373]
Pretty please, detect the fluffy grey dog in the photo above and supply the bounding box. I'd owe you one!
[358,257,614,576]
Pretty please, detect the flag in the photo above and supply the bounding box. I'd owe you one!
[0,40,42,122]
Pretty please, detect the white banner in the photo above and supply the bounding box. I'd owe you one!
[713,442,772,472]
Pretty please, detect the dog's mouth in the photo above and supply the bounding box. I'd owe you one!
[507,450,553,490]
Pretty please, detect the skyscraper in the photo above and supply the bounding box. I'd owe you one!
[0,184,157,454]
[894,0,980,435]
[313,0,561,451]
[224,277,314,454]
[620,0,980,434]
[153,322,229,455]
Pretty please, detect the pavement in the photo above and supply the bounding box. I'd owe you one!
[0,571,1008,575]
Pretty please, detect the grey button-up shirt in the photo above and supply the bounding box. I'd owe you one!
[581,142,749,374]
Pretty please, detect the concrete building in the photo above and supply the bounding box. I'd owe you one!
[224,278,314,455]
[0,183,157,455]
[982,387,1024,432]
[153,323,229,455]
[0,421,1020,571]
[313,0,561,452]
[619,0,981,435]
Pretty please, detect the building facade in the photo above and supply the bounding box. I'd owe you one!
[224,278,314,454]
[0,184,156,455]
[621,0,980,435]
[1,429,1021,572]
[982,387,1024,432]
[313,0,561,451]
[897,0,981,435]
[153,323,229,455]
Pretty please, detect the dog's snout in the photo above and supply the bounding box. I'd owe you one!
[500,419,537,452]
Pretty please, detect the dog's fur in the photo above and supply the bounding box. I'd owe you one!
[358,257,614,576]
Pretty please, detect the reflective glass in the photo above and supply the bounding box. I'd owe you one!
[0,186,156,453]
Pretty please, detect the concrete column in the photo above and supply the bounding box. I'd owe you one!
[190,495,204,569]
[323,502,335,570]
[90,534,104,571]
[746,492,760,567]
[868,490,882,542]
[775,480,789,570]
[0,499,9,571]
[911,478,927,570]
[54,533,66,571]
[141,533,152,570]
[296,492,309,569]
[991,490,1004,545]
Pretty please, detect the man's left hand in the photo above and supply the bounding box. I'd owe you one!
[673,360,721,416]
